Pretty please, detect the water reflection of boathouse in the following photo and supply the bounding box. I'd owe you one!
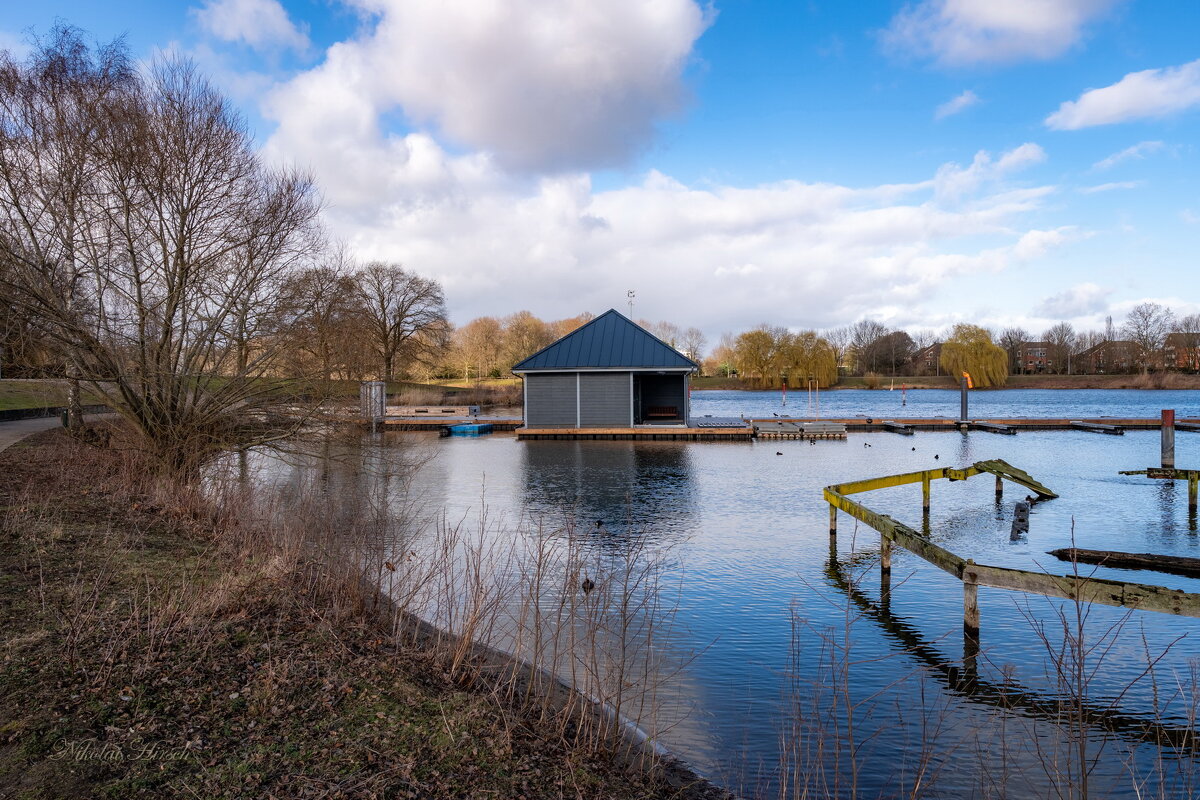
[520,441,700,544]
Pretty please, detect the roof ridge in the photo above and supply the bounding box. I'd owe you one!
[512,309,697,372]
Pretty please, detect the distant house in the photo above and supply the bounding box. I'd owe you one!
[1018,341,1053,373]
[910,343,942,375]
[1165,332,1200,371]
[512,309,698,428]
[1077,340,1138,374]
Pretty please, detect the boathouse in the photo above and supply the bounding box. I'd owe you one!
[512,309,698,428]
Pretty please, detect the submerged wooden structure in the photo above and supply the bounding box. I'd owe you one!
[823,459,1200,668]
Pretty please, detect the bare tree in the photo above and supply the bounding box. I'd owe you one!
[998,327,1029,374]
[356,261,448,381]
[1043,322,1076,374]
[680,326,706,364]
[823,325,852,374]
[1175,313,1200,372]
[452,316,504,380]
[0,30,323,473]
[501,310,555,371]
[849,319,889,374]
[279,259,364,381]
[1123,302,1175,373]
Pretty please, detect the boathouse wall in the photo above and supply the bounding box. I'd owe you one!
[525,373,578,427]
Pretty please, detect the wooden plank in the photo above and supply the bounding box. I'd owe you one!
[973,459,1058,499]
[970,563,1200,618]
[882,420,915,435]
[824,490,966,577]
[1046,548,1200,579]
[1070,420,1125,435]
[830,467,954,495]
[971,422,1016,435]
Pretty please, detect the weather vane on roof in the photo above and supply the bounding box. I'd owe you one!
[626,290,635,317]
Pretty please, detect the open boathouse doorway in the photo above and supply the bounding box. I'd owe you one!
[633,372,688,425]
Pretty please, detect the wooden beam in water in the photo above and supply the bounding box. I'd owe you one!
[971,563,1200,618]
[971,421,1016,435]
[1047,548,1200,579]
[1071,420,1125,435]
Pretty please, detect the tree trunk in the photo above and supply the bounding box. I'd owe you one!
[66,363,83,431]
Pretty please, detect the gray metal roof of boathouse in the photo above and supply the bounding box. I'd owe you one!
[512,309,698,372]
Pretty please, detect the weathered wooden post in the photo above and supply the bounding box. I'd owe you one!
[829,504,838,544]
[995,473,1003,502]
[922,473,931,515]
[963,563,980,646]
[1190,472,1198,514]
[880,537,892,606]
[1011,501,1030,540]
[1163,409,1176,469]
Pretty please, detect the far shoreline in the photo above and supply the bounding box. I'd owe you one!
[690,374,1200,391]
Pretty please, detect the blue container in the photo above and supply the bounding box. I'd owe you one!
[449,423,493,436]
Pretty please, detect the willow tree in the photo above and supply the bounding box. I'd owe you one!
[780,331,838,388]
[733,326,781,386]
[939,324,1008,388]
[0,29,323,474]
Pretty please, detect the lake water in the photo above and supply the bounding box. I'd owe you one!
[242,391,1200,799]
[690,387,1200,420]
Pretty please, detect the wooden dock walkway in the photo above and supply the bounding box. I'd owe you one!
[363,416,1198,438]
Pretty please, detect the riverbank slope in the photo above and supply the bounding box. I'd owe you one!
[0,429,707,799]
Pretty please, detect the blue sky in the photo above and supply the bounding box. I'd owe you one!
[4,1,1199,342]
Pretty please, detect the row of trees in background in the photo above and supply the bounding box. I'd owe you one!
[995,303,1200,375]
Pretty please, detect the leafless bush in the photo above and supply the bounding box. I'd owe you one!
[0,27,324,475]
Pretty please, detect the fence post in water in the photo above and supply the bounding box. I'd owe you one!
[1190,473,1198,514]
[995,473,1003,502]
[963,564,980,644]
[880,537,892,606]
[829,504,837,544]
[922,473,931,515]
[959,374,968,423]
[1163,409,1176,469]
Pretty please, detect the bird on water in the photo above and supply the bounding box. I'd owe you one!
[581,577,596,595]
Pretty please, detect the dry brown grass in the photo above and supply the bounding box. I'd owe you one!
[0,426,725,799]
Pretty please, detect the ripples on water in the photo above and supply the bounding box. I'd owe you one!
[244,415,1200,798]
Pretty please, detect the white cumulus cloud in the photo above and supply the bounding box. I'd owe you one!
[932,142,1047,201]
[193,0,309,52]
[1047,60,1200,129]
[1034,282,1111,318]
[935,89,980,119]
[882,0,1118,66]
[268,0,710,173]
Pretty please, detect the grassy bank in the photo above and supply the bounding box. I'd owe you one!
[0,379,105,411]
[0,430,710,799]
